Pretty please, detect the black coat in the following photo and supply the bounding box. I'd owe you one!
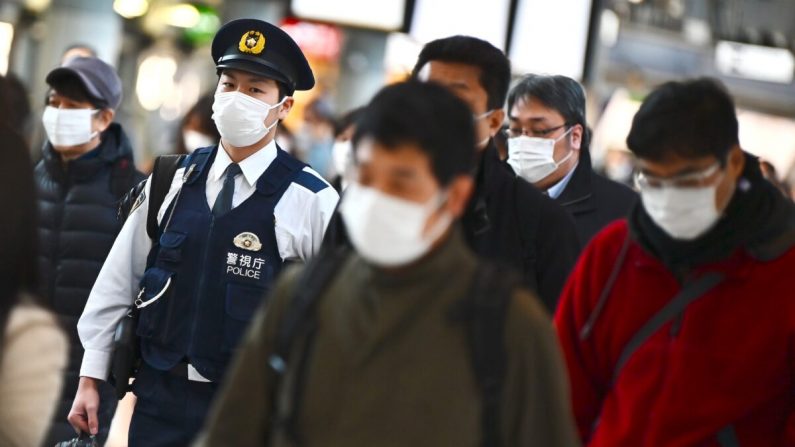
[463,142,581,311]
[555,149,638,246]
[36,123,144,445]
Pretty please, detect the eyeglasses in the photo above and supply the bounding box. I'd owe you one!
[504,123,568,139]
[634,162,722,189]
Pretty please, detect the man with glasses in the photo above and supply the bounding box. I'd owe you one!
[506,74,636,245]
[411,36,581,311]
[555,78,795,446]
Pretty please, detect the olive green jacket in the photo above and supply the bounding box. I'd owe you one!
[195,230,579,447]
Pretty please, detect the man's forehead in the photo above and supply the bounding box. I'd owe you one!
[637,153,718,176]
[509,97,559,119]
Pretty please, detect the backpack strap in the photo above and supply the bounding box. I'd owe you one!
[146,154,186,240]
[268,246,350,442]
[579,232,632,340]
[465,262,520,447]
[611,271,726,385]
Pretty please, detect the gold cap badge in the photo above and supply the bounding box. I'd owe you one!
[233,232,263,252]
[239,30,266,55]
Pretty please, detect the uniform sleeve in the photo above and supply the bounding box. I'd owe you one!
[503,289,581,447]
[0,307,68,447]
[553,222,626,442]
[193,265,302,447]
[274,170,340,262]
[78,171,183,380]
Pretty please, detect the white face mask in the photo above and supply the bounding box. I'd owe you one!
[183,130,216,154]
[641,184,723,240]
[212,91,287,148]
[332,140,353,179]
[507,127,574,183]
[339,182,452,267]
[42,106,98,147]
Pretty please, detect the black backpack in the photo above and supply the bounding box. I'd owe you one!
[268,248,519,447]
[116,154,186,239]
[109,154,185,399]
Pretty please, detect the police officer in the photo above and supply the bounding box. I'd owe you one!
[67,19,339,446]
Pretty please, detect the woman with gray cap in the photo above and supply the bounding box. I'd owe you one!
[35,55,145,446]
[68,19,338,446]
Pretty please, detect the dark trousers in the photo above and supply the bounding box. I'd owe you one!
[129,362,218,447]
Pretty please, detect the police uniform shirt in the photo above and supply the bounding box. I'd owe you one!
[77,139,339,380]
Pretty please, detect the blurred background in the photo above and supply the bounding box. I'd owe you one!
[1,0,794,190]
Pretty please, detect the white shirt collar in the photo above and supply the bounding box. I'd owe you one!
[211,140,278,186]
[546,162,578,199]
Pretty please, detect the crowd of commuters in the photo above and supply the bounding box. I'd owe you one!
[0,14,793,447]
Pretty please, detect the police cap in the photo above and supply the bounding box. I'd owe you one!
[212,19,314,96]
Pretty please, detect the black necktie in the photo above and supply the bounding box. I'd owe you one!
[212,163,241,216]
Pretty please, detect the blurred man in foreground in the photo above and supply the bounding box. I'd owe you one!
[196,81,579,447]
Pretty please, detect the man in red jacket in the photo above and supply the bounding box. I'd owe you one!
[555,77,795,446]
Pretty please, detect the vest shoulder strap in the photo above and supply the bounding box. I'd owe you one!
[256,149,308,198]
[146,154,187,240]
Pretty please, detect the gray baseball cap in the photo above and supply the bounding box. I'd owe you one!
[46,56,123,109]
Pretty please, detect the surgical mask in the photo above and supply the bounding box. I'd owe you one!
[641,184,723,240]
[42,106,98,147]
[183,130,216,153]
[332,140,353,178]
[507,127,574,183]
[212,91,287,148]
[339,182,452,267]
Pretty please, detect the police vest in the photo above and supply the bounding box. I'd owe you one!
[136,145,307,382]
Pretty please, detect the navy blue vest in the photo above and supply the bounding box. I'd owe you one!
[136,146,306,381]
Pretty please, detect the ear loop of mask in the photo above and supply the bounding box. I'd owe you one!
[263,96,290,134]
[422,190,453,241]
[552,126,577,167]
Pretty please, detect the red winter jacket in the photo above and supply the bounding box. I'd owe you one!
[555,220,795,447]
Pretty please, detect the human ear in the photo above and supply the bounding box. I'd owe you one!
[277,97,294,120]
[487,109,506,137]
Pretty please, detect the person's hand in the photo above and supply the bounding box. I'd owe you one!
[68,377,101,435]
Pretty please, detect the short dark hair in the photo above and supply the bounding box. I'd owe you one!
[48,75,108,109]
[627,78,739,162]
[411,35,511,111]
[353,81,475,185]
[507,74,590,149]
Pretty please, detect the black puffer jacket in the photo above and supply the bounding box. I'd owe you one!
[36,123,144,445]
